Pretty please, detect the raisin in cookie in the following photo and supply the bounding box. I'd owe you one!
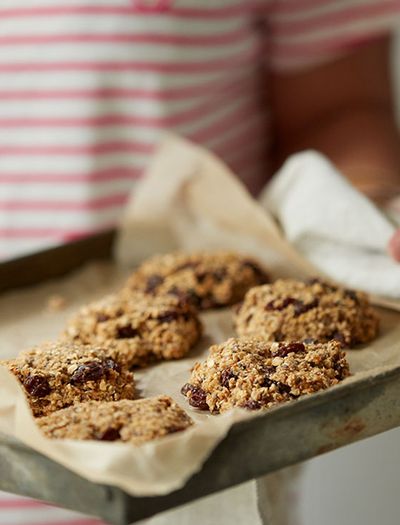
[37,396,193,445]
[234,279,379,347]
[5,342,135,417]
[122,251,268,310]
[63,293,202,368]
[181,337,349,413]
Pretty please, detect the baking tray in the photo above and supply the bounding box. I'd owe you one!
[1,231,400,524]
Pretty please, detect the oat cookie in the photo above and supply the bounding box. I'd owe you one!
[122,251,269,310]
[63,293,202,368]
[181,337,349,413]
[37,396,193,445]
[5,342,135,417]
[234,279,379,347]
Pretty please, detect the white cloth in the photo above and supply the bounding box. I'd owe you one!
[261,150,400,300]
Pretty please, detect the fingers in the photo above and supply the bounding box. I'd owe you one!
[388,229,400,262]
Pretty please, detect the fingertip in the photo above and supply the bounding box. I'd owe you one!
[388,229,400,263]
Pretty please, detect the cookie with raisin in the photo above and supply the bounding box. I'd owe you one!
[182,337,349,414]
[63,292,202,368]
[5,342,135,417]
[234,279,379,347]
[122,251,269,310]
[37,396,193,445]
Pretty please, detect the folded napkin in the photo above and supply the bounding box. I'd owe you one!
[261,151,400,300]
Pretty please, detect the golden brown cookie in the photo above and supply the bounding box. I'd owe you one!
[122,251,269,310]
[234,279,379,347]
[37,396,193,445]
[63,292,202,368]
[182,337,349,413]
[6,342,135,417]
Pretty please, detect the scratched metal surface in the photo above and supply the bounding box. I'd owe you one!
[1,233,400,524]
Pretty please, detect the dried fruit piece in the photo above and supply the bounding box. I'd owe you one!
[293,298,319,317]
[145,274,164,293]
[220,369,236,388]
[345,289,359,302]
[261,376,273,388]
[168,287,201,309]
[70,361,107,385]
[116,325,140,339]
[195,271,208,284]
[212,268,227,282]
[265,297,296,311]
[180,383,192,396]
[156,311,180,323]
[104,359,120,373]
[99,427,121,441]
[23,375,51,398]
[182,384,208,410]
[273,342,305,357]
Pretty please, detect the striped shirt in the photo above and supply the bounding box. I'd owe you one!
[0,492,103,525]
[1,0,400,261]
[1,1,400,524]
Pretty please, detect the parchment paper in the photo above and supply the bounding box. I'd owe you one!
[0,136,400,498]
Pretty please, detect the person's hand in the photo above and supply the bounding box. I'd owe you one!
[389,230,400,262]
[386,196,400,262]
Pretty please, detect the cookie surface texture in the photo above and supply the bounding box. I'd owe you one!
[235,279,379,347]
[123,251,269,310]
[63,292,202,368]
[6,342,135,417]
[38,396,193,445]
[182,337,350,413]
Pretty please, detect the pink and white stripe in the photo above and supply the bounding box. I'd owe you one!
[266,0,400,70]
[0,492,104,525]
[0,0,399,259]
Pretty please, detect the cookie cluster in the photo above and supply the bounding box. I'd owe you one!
[3,250,379,437]
[181,275,380,414]
[3,250,271,444]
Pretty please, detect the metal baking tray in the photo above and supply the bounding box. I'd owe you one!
[1,231,400,524]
